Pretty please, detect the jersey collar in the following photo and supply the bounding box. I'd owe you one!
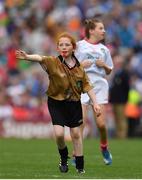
[84,38,100,45]
[58,54,80,67]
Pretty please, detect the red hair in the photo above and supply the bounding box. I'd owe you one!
[57,32,76,49]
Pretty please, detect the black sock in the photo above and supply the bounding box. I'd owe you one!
[75,156,84,170]
[58,146,68,160]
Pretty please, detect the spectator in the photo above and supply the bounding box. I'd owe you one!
[109,55,130,138]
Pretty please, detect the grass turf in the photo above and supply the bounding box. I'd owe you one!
[0,138,142,179]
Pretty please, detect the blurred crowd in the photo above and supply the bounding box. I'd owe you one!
[0,0,142,138]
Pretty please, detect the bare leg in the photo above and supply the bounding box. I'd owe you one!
[93,104,108,148]
[72,104,88,158]
[70,127,83,156]
[53,125,66,149]
[92,104,112,165]
[80,104,89,139]
[53,125,68,172]
[70,126,84,171]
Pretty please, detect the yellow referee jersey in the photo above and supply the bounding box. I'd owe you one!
[40,55,93,101]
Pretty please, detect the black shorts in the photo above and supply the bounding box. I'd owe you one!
[47,97,83,128]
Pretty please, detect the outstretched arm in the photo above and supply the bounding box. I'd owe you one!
[16,50,42,62]
[87,89,101,117]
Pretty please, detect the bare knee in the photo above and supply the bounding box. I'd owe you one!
[95,115,106,130]
[55,133,65,148]
[53,125,65,148]
[97,122,106,130]
[56,133,64,141]
[71,130,81,142]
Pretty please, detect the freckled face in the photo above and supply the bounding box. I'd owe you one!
[57,37,74,58]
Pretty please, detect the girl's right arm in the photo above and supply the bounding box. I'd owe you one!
[16,50,42,62]
[87,89,101,117]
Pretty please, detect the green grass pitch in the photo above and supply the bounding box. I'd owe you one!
[0,138,142,179]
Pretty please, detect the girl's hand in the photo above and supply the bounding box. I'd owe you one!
[93,103,101,117]
[81,59,93,68]
[15,50,28,60]
[95,59,105,68]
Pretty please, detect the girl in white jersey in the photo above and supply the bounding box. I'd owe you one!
[75,18,113,165]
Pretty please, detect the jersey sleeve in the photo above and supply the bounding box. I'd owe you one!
[105,49,114,70]
[75,42,86,62]
[40,56,55,73]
